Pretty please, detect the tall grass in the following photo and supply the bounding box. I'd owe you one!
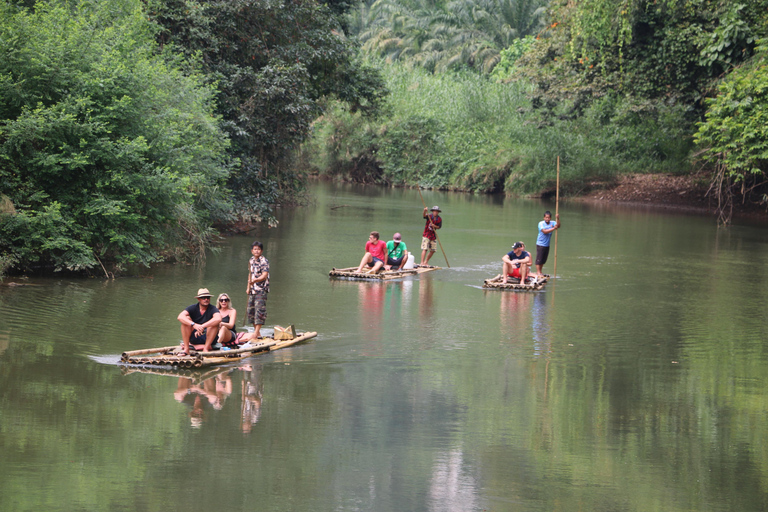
[306,62,694,195]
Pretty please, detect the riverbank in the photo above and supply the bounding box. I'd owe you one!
[576,173,768,221]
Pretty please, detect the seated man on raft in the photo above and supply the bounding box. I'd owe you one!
[385,232,409,271]
[178,287,222,354]
[355,231,388,273]
[502,242,534,285]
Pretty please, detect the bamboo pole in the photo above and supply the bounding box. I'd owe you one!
[201,341,277,358]
[553,156,560,279]
[416,187,450,268]
[122,346,178,359]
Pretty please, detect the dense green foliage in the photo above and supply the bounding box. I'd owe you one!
[515,0,768,217]
[695,39,768,213]
[0,0,230,273]
[348,0,547,73]
[322,0,768,221]
[305,64,692,194]
[148,0,387,222]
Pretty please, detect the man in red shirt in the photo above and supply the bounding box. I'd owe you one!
[419,206,442,266]
[355,231,388,273]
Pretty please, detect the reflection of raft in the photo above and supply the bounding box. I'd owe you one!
[120,364,233,383]
[329,265,440,280]
[120,331,317,368]
[482,274,549,291]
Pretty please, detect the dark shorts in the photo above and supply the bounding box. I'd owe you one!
[535,245,550,266]
[220,329,238,347]
[367,256,384,267]
[387,256,404,266]
[247,291,268,326]
[189,329,219,345]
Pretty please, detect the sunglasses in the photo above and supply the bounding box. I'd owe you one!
[219,298,230,302]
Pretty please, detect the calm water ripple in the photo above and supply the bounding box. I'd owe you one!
[1,182,768,511]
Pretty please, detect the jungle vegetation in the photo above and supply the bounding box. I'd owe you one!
[309,0,768,223]
[0,0,385,276]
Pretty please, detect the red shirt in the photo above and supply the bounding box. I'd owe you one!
[365,240,387,261]
[423,214,442,240]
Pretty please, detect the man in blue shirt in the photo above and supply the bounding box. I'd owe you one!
[535,211,561,277]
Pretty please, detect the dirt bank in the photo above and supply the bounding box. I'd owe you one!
[577,173,767,221]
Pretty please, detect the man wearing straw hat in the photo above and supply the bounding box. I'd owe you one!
[178,288,222,354]
[419,205,442,267]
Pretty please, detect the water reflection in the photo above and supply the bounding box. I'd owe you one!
[240,365,263,434]
[531,293,552,359]
[498,289,532,339]
[428,449,479,511]
[175,370,234,427]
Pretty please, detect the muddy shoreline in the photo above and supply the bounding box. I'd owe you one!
[574,173,767,222]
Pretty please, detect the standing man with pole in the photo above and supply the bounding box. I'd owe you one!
[534,210,560,277]
[420,205,443,267]
[247,241,269,339]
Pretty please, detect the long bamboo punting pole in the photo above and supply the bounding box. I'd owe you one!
[553,156,560,279]
[416,187,450,268]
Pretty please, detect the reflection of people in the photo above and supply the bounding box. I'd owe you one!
[355,231,387,273]
[535,211,560,277]
[178,288,222,354]
[502,242,532,284]
[216,293,237,346]
[420,206,442,266]
[247,241,269,339]
[174,372,233,427]
[385,233,409,270]
[241,368,264,434]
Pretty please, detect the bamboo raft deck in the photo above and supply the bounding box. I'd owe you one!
[482,274,549,291]
[329,265,440,280]
[120,331,317,369]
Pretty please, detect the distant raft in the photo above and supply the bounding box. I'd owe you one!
[120,329,317,369]
[329,265,440,280]
[482,274,549,291]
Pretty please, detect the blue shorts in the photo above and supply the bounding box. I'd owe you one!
[367,256,384,267]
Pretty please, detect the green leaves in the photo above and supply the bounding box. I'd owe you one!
[0,0,230,273]
[695,40,768,180]
[150,0,387,222]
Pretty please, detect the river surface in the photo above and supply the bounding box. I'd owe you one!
[2,181,768,511]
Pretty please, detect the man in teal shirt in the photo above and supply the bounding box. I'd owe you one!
[385,233,409,270]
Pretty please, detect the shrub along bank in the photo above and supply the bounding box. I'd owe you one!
[303,63,693,195]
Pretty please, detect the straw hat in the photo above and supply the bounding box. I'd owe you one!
[196,288,212,298]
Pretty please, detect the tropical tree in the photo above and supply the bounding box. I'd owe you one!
[149,0,388,223]
[0,0,230,273]
[350,0,546,73]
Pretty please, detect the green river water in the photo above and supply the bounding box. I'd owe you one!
[2,181,768,511]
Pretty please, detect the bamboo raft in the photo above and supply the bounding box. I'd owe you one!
[329,265,440,280]
[120,331,317,369]
[482,274,549,291]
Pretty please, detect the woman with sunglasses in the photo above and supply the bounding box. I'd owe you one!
[216,293,237,346]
